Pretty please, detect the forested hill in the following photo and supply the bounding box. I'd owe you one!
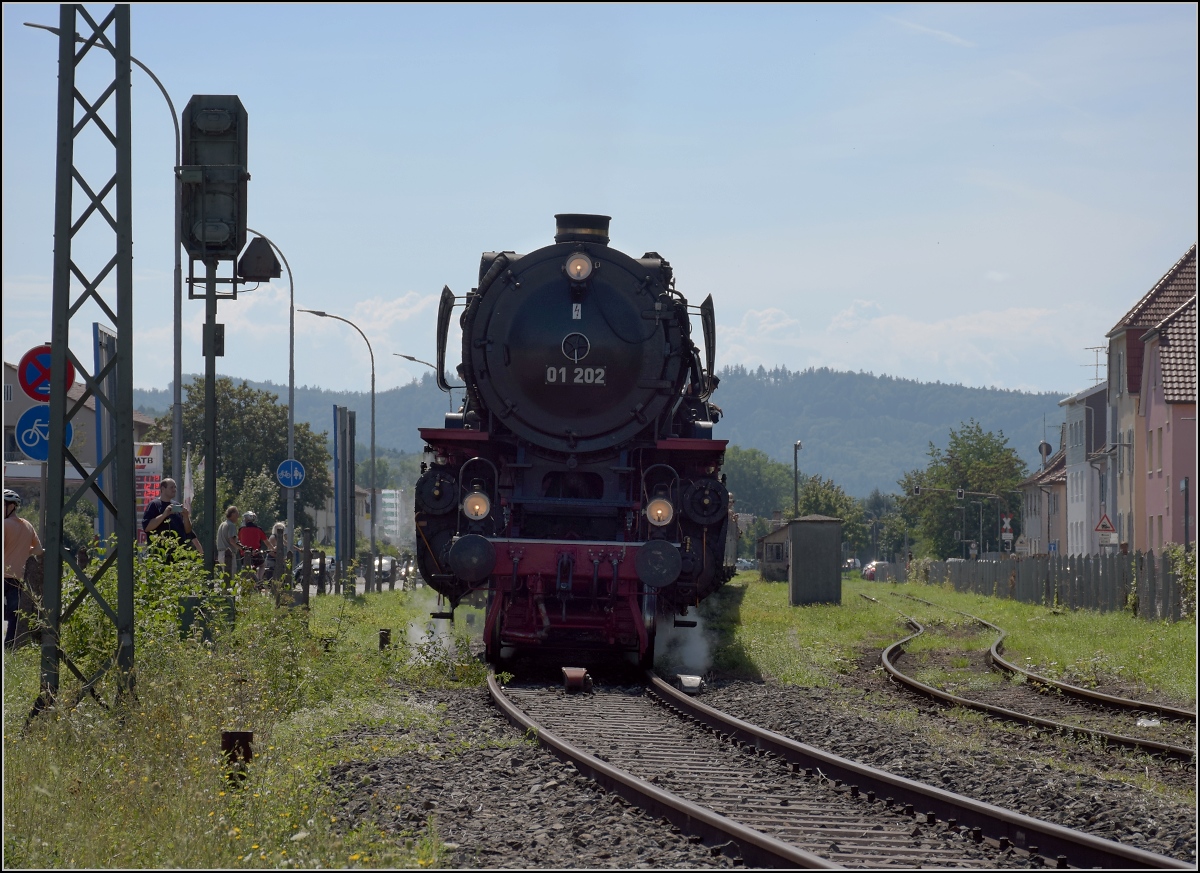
[133,365,1066,498]
[713,365,1064,498]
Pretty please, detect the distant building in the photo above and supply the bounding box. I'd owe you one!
[1016,424,1066,555]
[379,488,404,543]
[1104,244,1195,551]
[1138,295,1197,551]
[310,483,369,556]
[755,510,790,580]
[1058,384,1107,555]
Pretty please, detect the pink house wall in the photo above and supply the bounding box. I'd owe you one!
[1141,341,1198,549]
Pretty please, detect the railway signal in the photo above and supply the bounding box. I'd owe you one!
[180,95,248,260]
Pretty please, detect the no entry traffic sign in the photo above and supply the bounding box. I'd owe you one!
[15,406,74,462]
[18,344,75,401]
[276,458,306,489]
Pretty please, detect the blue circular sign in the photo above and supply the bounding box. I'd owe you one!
[276,458,306,489]
[15,406,73,462]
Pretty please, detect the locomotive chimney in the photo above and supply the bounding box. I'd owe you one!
[554,213,611,245]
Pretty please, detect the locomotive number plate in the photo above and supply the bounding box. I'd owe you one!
[546,365,606,385]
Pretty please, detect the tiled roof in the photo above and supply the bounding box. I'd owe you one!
[1144,296,1197,404]
[1107,244,1197,337]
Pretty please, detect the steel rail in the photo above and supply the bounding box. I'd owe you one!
[486,672,840,869]
[647,671,1190,870]
[898,594,1197,721]
[879,615,1195,762]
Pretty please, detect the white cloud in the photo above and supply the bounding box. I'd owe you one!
[828,299,882,332]
[887,17,975,48]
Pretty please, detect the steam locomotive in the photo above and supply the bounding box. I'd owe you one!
[414,214,735,665]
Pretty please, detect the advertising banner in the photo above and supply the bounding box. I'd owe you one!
[135,443,163,543]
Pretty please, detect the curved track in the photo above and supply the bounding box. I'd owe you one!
[873,597,1200,762]
[488,670,1188,869]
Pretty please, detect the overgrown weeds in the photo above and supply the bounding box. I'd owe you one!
[701,573,1194,705]
[3,559,484,869]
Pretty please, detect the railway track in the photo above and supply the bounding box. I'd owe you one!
[488,670,1189,869]
[873,595,1196,761]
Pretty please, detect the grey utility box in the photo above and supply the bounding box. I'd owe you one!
[789,515,843,606]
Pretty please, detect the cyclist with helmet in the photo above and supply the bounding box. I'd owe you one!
[237,511,271,583]
[4,489,44,650]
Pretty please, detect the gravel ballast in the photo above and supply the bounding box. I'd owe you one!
[329,686,738,868]
[701,663,1197,864]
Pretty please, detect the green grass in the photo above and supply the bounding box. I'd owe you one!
[3,588,488,869]
[707,573,1196,705]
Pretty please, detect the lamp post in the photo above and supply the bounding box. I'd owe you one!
[301,309,375,593]
[394,353,452,410]
[792,440,803,518]
[246,229,295,555]
[24,21,185,480]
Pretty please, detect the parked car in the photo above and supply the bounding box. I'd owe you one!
[842,557,861,572]
[863,560,886,581]
[735,557,757,571]
[374,555,398,587]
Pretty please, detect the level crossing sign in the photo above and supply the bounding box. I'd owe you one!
[15,406,73,462]
[1001,513,1014,541]
[18,344,75,402]
[1095,514,1116,533]
[276,458,306,489]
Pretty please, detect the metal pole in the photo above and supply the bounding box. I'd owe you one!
[370,358,376,593]
[204,259,218,576]
[301,310,374,591]
[792,440,802,518]
[23,20,183,484]
[1182,477,1190,554]
[246,230,295,561]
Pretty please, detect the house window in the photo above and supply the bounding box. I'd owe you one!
[1117,352,1123,395]
[1157,428,1163,472]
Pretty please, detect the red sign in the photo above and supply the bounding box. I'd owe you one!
[1095,514,1116,533]
[18,345,75,402]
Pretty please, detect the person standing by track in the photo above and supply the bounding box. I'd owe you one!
[4,489,44,651]
[216,506,242,576]
[142,478,200,558]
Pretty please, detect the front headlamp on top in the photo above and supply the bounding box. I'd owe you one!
[462,491,491,521]
[564,253,593,282]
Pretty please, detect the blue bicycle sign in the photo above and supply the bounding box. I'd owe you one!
[276,458,306,489]
[15,406,73,462]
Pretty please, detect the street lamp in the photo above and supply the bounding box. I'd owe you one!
[300,309,375,593]
[24,21,185,480]
[394,352,452,410]
[245,229,295,555]
[792,440,803,518]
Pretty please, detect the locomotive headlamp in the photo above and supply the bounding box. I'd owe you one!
[565,253,593,282]
[645,497,675,527]
[462,491,491,521]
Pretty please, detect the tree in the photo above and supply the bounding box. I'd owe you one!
[723,445,796,518]
[796,475,868,552]
[145,377,331,541]
[898,419,1027,559]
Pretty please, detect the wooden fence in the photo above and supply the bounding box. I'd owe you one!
[872,552,1184,622]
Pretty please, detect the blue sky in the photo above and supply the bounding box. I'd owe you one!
[3,3,1196,395]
